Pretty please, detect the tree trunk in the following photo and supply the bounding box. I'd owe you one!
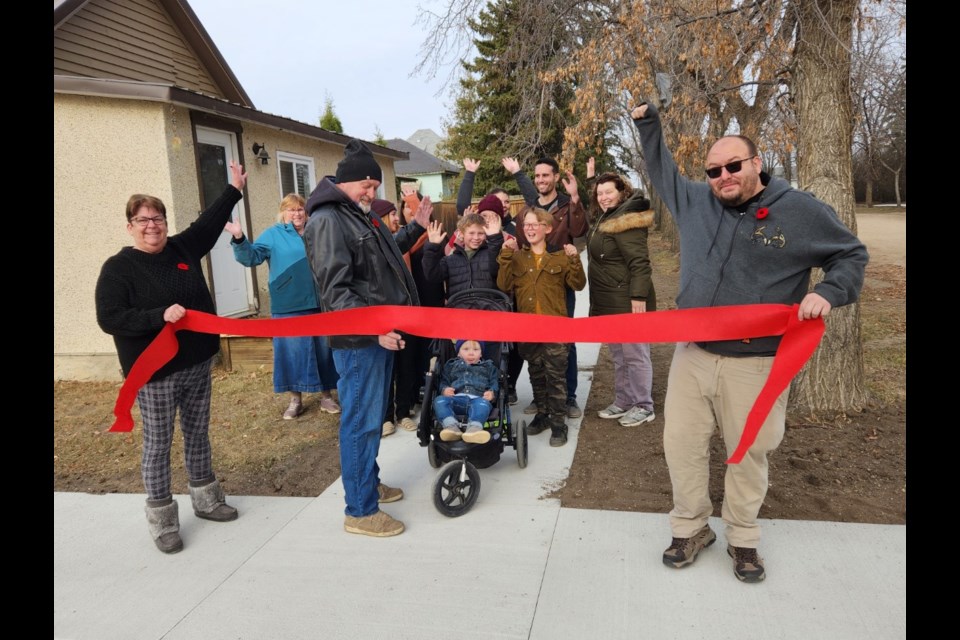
[865,178,873,207]
[790,0,866,414]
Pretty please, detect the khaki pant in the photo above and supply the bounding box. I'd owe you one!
[663,342,788,548]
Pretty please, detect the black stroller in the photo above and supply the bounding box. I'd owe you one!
[416,289,528,517]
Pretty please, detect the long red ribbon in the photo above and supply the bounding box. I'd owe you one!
[109,304,824,464]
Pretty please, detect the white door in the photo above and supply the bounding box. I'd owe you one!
[195,128,254,317]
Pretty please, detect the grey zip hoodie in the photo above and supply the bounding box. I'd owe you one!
[633,103,868,356]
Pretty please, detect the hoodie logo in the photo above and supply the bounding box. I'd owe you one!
[751,225,786,249]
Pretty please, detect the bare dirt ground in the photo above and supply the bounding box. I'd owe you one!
[53,210,905,525]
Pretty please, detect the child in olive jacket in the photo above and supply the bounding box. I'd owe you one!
[497,207,585,447]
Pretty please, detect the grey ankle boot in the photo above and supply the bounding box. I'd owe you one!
[189,478,239,522]
[145,498,183,554]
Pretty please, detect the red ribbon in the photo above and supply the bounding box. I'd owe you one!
[109,304,824,464]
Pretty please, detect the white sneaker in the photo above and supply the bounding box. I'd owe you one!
[619,407,656,427]
[597,404,628,419]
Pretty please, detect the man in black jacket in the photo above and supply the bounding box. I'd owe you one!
[304,140,430,537]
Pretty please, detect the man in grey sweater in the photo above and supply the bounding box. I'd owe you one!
[631,102,868,583]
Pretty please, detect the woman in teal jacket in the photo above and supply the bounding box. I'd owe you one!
[224,194,339,419]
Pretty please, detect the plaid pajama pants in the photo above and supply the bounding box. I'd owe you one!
[136,359,215,500]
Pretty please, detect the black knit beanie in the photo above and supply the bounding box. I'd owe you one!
[336,140,383,184]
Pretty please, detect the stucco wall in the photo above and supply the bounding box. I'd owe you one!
[238,127,399,316]
[54,93,400,379]
[54,95,201,380]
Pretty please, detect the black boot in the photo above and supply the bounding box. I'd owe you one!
[549,424,568,447]
[526,412,550,435]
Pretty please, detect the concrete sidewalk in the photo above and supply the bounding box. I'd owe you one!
[54,286,906,640]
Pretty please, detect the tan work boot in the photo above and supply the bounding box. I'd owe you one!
[728,545,766,583]
[344,510,405,537]
[662,524,716,568]
[377,483,404,503]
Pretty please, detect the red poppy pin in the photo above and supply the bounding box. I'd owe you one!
[371,217,380,228]
[177,263,190,271]
[756,207,769,220]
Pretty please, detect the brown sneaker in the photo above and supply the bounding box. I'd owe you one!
[344,510,404,537]
[662,525,716,568]
[440,424,462,441]
[461,423,491,444]
[377,483,404,503]
[727,545,766,582]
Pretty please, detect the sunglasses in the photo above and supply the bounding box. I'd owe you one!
[704,155,756,180]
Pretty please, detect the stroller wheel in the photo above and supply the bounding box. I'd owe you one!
[515,421,528,469]
[427,439,441,469]
[433,460,481,517]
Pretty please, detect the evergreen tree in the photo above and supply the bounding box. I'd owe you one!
[439,0,609,196]
[319,96,344,134]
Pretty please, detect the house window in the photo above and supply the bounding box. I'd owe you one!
[276,152,316,199]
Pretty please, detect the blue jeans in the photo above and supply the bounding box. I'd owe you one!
[566,287,578,400]
[433,394,492,426]
[332,344,394,517]
[271,309,338,393]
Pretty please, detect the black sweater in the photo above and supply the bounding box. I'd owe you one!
[95,185,243,380]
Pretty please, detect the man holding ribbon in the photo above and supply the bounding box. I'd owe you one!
[632,103,868,582]
[303,140,430,538]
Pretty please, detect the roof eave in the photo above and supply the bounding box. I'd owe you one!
[53,76,408,160]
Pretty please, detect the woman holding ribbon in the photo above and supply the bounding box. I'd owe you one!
[585,172,658,428]
[224,194,340,420]
[95,160,247,554]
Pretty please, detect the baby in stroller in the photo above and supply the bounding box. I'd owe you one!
[435,339,499,444]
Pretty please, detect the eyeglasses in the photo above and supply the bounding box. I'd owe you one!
[704,156,757,180]
[283,207,306,213]
[522,222,547,229]
[130,216,167,227]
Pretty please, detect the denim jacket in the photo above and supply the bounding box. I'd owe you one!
[438,357,499,397]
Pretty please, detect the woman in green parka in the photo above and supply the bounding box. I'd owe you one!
[586,172,657,427]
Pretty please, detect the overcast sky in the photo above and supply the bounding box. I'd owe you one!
[189,0,460,143]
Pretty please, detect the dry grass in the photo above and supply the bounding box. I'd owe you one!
[54,366,341,496]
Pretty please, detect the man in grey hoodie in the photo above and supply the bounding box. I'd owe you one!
[631,103,868,583]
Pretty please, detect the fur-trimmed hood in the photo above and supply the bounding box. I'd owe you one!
[598,209,655,234]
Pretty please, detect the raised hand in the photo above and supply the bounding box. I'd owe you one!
[482,211,502,235]
[229,160,247,191]
[501,157,521,174]
[463,158,480,173]
[503,237,518,251]
[224,219,243,239]
[586,157,596,179]
[426,220,447,244]
[414,195,433,228]
[561,170,580,203]
[563,243,579,257]
[631,104,649,120]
